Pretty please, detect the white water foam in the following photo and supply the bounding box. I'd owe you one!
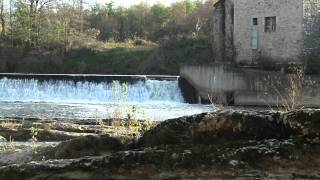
[0,78,184,103]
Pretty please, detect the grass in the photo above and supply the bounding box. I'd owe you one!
[0,136,16,152]
[30,123,40,154]
[105,81,156,138]
[0,120,17,130]
[63,43,155,74]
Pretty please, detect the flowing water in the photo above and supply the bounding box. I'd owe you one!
[0,75,212,121]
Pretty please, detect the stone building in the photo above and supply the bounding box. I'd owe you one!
[213,0,320,65]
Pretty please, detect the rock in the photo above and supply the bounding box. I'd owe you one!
[21,120,34,129]
[0,136,7,142]
[0,109,320,179]
[0,128,88,142]
[1,143,319,180]
[136,113,208,147]
[45,135,123,159]
[313,137,320,143]
[171,153,178,159]
[0,150,34,166]
[194,111,294,141]
[284,109,320,136]
[229,160,239,166]
[138,109,320,147]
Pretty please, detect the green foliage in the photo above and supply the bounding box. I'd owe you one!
[0,136,16,152]
[122,82,129,102]
[63,43,155,74]
[152,35,213,74]
[85,0,214,42]
[11,1,32,44]
[105,82,155,137]
[30,123,39,154]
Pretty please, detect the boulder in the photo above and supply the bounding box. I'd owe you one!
[46,135,123,159]
[0,136,7,142]
[138,109,320,147]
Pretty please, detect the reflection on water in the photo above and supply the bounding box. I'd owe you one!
[0,102,212,121]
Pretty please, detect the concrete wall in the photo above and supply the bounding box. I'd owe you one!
[233,0,304,64]
[180,65,320,107]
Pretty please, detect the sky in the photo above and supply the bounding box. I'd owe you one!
[2,0,180,10]
[89,0,179,7]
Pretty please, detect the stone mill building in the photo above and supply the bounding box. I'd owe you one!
[213,0,320,65]
[180,0,320,106]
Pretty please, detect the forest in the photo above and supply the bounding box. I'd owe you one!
[0,0,216,74]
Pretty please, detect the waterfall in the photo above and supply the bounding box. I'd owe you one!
[0,77,184,103]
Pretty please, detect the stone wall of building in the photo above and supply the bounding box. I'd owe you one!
[224,0,235,61]
[303,0,320,57]
[233,0,304,64]
[212,0,235,62]
[212,1,225,62]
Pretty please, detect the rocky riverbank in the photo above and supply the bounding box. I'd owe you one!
[0,109,319,179]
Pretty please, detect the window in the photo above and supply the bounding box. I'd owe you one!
[231,7,234,24]
[265,16,276,32]
[251,30,258,49]
[253,18,258,26]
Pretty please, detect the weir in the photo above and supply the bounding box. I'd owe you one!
[0,74,184,103]
[180,64,320,106]
[0,73,179,83]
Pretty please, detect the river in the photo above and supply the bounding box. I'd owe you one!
[0,74,212,121]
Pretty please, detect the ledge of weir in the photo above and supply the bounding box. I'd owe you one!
[0,73,180,82]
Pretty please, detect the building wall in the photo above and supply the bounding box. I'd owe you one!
[224,0,235,61]
[212,0,235,62]
[303,0,320,56]
[233,0,304,64]
[212,1,225,62]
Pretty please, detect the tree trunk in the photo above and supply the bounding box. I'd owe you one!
[0,0,5,39]
[80,0,83,33]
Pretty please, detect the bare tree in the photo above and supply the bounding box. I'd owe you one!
[0,0,5,39]
[262,67,305,112]
[79,0,83,33]
[16,0,55,46]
